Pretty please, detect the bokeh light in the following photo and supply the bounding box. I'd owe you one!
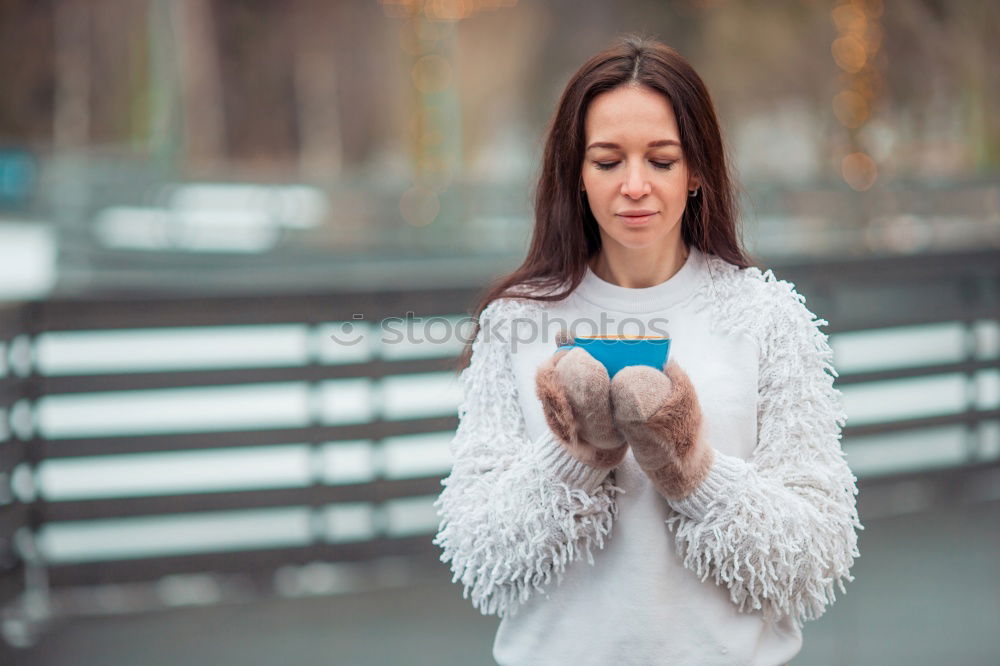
[831,4,866,33]
[832,34,868,73]
[845,65,884,100]
[831,0,887,191]
[382,0,518,21]
[424,0,476,21]
[833,90,870,128]
[841,151,878,191]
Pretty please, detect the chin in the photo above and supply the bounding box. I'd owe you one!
[609,229,664,250]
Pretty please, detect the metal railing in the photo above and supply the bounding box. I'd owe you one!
[0,303,29,630]
[0,246,997,649]
[778,249,999,449]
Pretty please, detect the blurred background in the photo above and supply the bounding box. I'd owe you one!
[0,0,997,664]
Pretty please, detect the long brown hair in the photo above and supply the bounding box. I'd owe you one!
[456,33,757,372]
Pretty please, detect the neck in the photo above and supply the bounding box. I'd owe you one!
[589,240,690,289]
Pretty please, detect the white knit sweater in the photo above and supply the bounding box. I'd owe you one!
[432,246,863,665]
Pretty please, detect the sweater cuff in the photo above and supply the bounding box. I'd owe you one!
[534,431,612,493]
[666,450,749,521]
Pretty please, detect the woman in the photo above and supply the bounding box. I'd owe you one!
[432,34,862,666]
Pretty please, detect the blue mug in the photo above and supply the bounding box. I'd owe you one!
[556,335,671,378]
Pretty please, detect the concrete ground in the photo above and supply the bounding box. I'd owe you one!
[7,498,1000,666]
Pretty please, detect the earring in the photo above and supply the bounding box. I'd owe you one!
[688,186,700,197]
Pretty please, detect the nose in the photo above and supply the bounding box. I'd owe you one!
[620,162,651,199]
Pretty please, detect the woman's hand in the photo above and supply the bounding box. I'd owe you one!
[535,336,629,469]
[609,359,714,499]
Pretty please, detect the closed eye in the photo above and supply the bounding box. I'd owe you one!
[593,161,676,171]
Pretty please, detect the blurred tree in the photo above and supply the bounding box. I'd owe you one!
[290,0,343,178]
[1,0,996,179]
[885,0,1000,172]
[0,0,54,146]
[173,0,225,168]
[53,0,91,151]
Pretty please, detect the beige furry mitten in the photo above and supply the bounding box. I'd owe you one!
[535,334,629,469]
[609,359,715,500]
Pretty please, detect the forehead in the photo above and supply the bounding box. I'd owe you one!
[584,85,680,142]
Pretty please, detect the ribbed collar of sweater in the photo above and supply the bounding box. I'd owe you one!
[574,245,708,314]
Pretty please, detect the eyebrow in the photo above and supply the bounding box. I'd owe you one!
[586,140,681,151]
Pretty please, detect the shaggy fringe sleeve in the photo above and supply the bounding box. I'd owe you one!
[664,279,864,628]
[431,298,624,618]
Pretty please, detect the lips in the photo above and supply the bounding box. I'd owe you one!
[617,211,657,226]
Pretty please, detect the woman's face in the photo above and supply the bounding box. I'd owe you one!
[581,84,699,253]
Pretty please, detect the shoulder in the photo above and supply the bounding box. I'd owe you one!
[701,253,831,352]
[705,253,812,313]
[478,274,567,326]
[703,253,795,303]
[474,294,549,355]
[479,294,546,327]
